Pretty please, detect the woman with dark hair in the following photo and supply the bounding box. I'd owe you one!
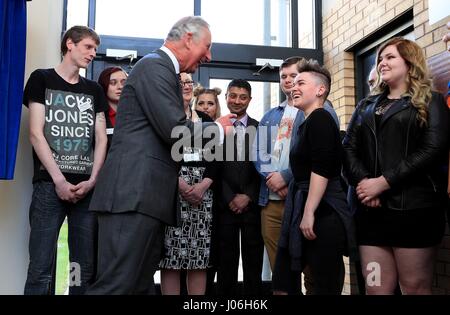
[343,37,448,294]
[273,59,354,295]
[97,67,127,148]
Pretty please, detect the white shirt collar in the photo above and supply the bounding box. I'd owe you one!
[160,45,180,74]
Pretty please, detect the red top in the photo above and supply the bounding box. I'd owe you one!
[108,106,116,127]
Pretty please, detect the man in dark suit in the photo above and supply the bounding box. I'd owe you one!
[86,16,234,295]
[216,79,264,295]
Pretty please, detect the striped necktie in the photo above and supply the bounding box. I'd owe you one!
[234,120,245,161]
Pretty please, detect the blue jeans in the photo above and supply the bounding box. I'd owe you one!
[24,181,97,295]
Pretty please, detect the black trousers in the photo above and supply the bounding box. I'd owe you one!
[216,210,264,295]
[447,198,450,232]
[86,212,165,295]
[273,204,346,295]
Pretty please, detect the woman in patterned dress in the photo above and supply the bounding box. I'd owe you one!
[159,73,219,295]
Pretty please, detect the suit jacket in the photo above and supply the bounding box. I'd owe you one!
[217,116,260,223]
[89,50,219,225]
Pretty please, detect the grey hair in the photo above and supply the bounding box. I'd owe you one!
[166,16,210,41]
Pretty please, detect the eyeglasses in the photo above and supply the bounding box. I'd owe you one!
[180,80,195,87]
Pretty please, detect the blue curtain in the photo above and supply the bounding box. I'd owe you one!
[0,0,27,179]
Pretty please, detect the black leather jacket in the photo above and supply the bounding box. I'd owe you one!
[343,91,449,210]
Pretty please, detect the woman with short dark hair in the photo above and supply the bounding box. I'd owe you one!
[273,59,354,295]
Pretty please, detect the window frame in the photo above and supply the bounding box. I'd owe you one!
[63,0,323,56]
[347,9,414,105]
[62,0,323,80]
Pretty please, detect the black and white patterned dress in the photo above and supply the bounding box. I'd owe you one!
[159,111,216,270]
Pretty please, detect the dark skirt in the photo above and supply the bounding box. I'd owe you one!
[355,206,446,248]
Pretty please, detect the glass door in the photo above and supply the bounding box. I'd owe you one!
[196,65,282,121]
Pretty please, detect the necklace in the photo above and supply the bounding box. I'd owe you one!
[375,98,397,116]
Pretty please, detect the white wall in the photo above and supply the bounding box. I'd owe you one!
[0,0,63,294]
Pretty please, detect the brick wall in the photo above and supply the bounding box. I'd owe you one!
[322,0,450,294]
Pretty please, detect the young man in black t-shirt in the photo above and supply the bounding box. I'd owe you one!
[22,26,108,295]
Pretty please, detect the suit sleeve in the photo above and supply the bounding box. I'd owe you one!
[132,58,219,146]
[243,169,260,203]
[245,120,261,202]
[221,179,236,205]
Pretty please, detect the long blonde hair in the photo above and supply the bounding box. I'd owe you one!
[372,37,432,127]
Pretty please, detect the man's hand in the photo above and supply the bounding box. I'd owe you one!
[72,178,96,202]
[54,178,77,203]
[216,113,237,136]
[277,186,288,198]
[229,194,251,214]
[266,172,287,192]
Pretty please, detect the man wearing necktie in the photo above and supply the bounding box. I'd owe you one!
[234,120,245,161]
[215,79,264,295]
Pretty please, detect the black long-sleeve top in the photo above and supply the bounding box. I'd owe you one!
[290,108,343,181]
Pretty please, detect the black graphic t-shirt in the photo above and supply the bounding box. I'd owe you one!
[23,68,108,184]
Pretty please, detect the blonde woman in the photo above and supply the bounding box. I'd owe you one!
[193,86,222,120]
[343,37,449,294]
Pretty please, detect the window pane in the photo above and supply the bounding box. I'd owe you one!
[298,0,315,48]
[66,0,89,28]
[209,79,280,122]
[202,0,291,47]
[403,31,415,41]
[95,0,194,38]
